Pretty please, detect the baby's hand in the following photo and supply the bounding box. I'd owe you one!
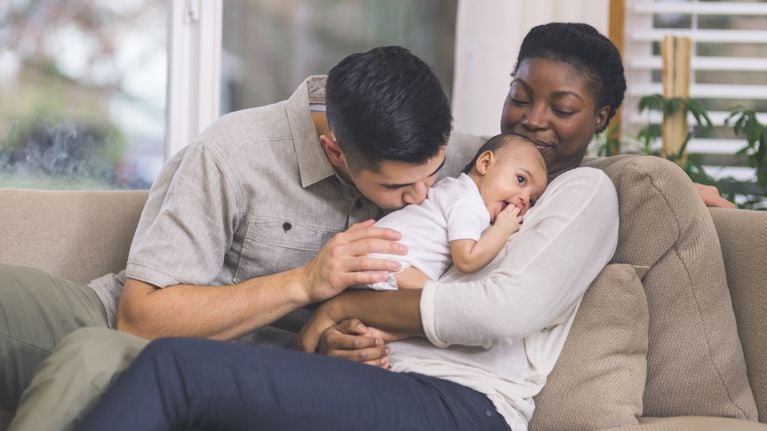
[494,205,522,234]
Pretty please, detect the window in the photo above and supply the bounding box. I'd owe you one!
[623,0,767,200]
[0,0,168,189]
[220,0,457,115]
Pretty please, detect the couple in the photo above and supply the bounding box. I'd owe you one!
[1,23,731,431]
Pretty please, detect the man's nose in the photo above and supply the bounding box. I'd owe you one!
[403,181,428,205]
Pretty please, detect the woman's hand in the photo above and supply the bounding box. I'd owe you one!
[694,183,736,208]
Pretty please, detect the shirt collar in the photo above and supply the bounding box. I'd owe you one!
[286,75,336,188]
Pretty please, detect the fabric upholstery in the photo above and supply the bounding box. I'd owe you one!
[583,155,757,420]
[601,416,767,431]
[0,188,148,284]
[530,263,648,431]
[711,207,767,423]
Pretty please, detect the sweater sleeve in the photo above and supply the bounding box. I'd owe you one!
[420,167,619,349]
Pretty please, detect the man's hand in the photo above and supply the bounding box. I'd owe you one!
[694,183,736,208]
[295,300,343,354]
[315,319,391,368]
[298,220,406,303]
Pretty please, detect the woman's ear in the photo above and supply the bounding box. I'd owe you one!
[474,150,496,175]
[595,106,611,131]
[319,134,347,168]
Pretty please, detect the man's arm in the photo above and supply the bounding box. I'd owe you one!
[117,220,406,340]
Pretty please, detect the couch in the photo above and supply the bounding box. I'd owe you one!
[0,155,766,430]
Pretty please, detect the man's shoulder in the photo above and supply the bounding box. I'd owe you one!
[200,102,292,146]
[191,102,298,171]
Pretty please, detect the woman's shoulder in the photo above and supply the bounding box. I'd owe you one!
[551,166,613,191]
[540,167,618,216]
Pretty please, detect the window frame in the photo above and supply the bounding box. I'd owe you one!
[166,0,223,159]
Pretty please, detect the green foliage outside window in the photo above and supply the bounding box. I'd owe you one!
[597,96,767,210]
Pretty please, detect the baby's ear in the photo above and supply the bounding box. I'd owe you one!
[474,150,496,175]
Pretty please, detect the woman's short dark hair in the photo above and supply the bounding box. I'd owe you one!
[326,46,452,173]
[514,22,626,133]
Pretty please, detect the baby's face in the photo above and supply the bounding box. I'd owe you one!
[477,144,548,222]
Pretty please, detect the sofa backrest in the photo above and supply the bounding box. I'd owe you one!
[711,207,767,422]
[0,188,148,284]
[583,155,758,421]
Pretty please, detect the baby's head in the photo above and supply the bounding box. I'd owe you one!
[463,133,548,221]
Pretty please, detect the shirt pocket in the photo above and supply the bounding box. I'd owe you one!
[233,217,337,282]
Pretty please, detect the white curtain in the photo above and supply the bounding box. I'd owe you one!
[451,0,609,137]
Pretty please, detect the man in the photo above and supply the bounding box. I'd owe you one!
[2,46,480,429]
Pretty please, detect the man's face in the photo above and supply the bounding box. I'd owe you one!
[349,147,447,210]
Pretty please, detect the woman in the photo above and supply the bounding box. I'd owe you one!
[73,22,716,431]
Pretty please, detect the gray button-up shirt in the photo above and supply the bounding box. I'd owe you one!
[89,75,482,345]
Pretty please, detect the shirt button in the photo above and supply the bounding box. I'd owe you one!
[282,222,292,232]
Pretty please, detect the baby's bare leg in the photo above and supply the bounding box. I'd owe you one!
[395,267,432,289]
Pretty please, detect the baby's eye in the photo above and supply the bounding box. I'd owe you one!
[517,175,526,184]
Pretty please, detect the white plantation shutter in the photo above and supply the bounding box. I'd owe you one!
[622,0,767,184]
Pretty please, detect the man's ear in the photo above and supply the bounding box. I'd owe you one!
[319,134,347,169]
[474,150,496,175]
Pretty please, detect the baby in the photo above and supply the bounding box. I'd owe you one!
[369,133,548,290]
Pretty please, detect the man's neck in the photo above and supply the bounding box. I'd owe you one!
[311,111,331,138]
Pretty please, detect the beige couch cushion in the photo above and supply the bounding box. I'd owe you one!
[602,416,767,431]
[583,155,757,420]
[530,263,648,431]
[0,188,148,284]
[711,207,767,423]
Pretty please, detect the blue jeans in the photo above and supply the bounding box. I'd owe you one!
[74,337,510,431]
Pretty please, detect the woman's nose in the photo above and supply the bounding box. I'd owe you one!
[524,104,548,130]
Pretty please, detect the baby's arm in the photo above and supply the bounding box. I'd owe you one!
[450,206,522,273]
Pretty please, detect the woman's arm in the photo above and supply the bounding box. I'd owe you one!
[694,182,736,208]
[421,168,618,348]
[297,289,423,352]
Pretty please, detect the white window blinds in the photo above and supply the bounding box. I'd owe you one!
[623,0,767,185]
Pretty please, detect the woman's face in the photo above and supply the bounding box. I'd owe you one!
[500,57,609,178]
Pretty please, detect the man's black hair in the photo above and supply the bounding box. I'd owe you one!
[514,22,627,133]
[326,46,452,172]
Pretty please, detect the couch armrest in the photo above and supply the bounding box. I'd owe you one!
[710,208,767,423]
[599,416,767,430]
[0,188,148,284]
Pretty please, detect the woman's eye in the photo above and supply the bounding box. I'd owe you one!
[517,175,526,184]
[553,109,576,116]
[511,98,529,106]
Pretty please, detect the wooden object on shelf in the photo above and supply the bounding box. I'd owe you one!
[660,35,692,166]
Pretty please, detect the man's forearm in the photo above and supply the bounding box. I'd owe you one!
[116,268,311,341]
